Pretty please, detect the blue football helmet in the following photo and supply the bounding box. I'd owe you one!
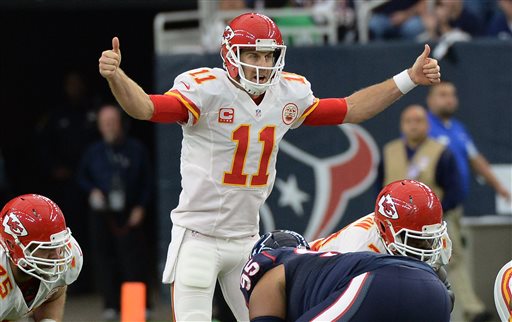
[251,230,310,258]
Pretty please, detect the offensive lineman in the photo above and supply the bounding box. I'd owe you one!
[310,180,455,307]
[310,179,452,269]
[0,194,83,321]
[99,12,442,321]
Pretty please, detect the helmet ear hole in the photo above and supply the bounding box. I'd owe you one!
[379,222,386,234]
[6,239,15,251]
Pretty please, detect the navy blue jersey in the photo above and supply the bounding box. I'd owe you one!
[240,248,438,320]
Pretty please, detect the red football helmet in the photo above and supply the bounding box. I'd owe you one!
[0,194,73,283]
[220,13,286,95]
[374,180,447,265]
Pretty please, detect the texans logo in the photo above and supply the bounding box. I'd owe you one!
[262,124,379,240]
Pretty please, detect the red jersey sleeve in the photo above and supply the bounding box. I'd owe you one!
[149,94,189,123]
[303,98,347,125]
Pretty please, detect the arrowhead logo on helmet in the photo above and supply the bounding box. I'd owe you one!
[222,26,235,42]
[3,213,28,237]
[377,194,399,219]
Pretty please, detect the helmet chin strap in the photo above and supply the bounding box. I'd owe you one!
[225,72,268,96]
[240,78,267,96]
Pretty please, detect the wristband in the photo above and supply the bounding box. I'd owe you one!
[393,69,417,94]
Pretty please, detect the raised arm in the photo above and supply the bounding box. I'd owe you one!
[99,37,154,120]
[344,44,441,124]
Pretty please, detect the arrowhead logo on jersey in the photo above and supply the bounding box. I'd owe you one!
[377,194,399,219]
[219,108,235,123]
[3,213,28,237]
[262,125,379,240]
[282,103,298,125]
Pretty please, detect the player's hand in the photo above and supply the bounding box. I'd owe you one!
[497,185,511,201]
[409,44,441,85]
[89,188,106,210]
[99,37,122,79]
[128,206,145,228]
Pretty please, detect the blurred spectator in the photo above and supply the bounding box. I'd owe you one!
[219,0,247,10]
[369,0,428,41]
[419,0,484,60]
[36,70,100,294]
[245,0,290,9]
[487,0,512,39]
[427,81,510,206]
[424,0,483,58]
[376,104,461,212]
[436,0,483,36]
[311,0,357,43]
[38,71,100,185]
[77,105,153,320]
[245,0,320,46]
[464,0,498,26]
[426,81,510,322]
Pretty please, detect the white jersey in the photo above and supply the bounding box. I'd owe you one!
[310,213,387,254]
[494,259,512,322]
[310,213,452,269]
[0,236,83,320]
[166,68,317,238]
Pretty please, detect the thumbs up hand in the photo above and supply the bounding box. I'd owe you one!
[409,44,441,86]
[99,37,122,79]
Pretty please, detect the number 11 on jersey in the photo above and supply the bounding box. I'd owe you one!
[223,124,276,187]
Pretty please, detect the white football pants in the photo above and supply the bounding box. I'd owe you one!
[169,228,258,321]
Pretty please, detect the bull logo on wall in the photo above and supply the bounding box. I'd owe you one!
[262,124,379,240]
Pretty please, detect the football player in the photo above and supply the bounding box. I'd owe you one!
[99,12,441,321]
[310,179,451,268]
[310,179,454,306]
[0,194,83,322]
[494,259,512,322]
[242,230,451,321]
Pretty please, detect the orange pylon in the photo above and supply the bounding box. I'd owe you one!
[121,282,146,322]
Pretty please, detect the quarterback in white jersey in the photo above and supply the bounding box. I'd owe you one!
[0,194,83,322]
[311,180,452,269]
[99,11,442,321]
[164,67,317,238]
